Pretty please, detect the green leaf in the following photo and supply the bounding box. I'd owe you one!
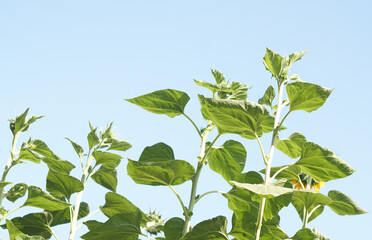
[91,166,118,192]
[18,149,41,164]
[81,210,142,240]
[182,216,229,240]
[199,95,270,139]
[290,228,329,240]
[49,202,89,227]
[230,181,293,198]
[263,48,286,81]
[6,220,24,240]
[211,69,226,84]
[287,82,333,113]
[100,192,149,225]
[327,190,367,215]
[107,139,132,152]
[66,138,84,158]
[164,217,184,240]
[46,170,84,200]
[6,183,28,203]
[262,165,301,181]
[294,142,355,182]
[24,139,60,160]
[139,142,175,161]
[234,171,264,184]
[125,89,190,118]
[23,186,70,211]
[208,140,246,182]
[87,126,100,151]
[288,51,308,66]
[3,213,53,239]
[258,86,275,107]
[41,157,75,175]
[8,109,44,136]
[291,190,332,223]
[276,133,307,158]
[84,220,103,231]
[15,236,45,240]
[127,158,195,186]
[92,151,122,169]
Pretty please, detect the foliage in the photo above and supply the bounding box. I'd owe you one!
[0,49,365,239]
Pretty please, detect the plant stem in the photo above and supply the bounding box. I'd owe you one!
[0,206,21,222]
[75,208,100,232]
[269,165,289,183]
[255,134,267,165]
[168,185,188,217]
[0,132,20,205]
[183,113,202,137]
[182,123,219,236]
[255,82,285,240]
[195,190,227,204]
[302,206,308,229]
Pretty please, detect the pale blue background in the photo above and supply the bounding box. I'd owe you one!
[0,1,371,239]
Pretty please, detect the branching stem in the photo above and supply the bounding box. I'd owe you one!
[195,190,227,204]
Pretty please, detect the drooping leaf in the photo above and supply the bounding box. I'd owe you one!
[291,190,332,223]
[230,181,293,198]
[18,149,41,163]
[81,210,142,240]
[199,95,270,139]
[287,82,332,113]
[127,159,195,186]
[91,166,118,192]
[208,140,246,182]
[107,139,132,152]
[92,151,122,169]
[258,85,275,107]
[100,192,149,224]
[327,190,367,215]
[3,212,53,239]
[66,138,84,158]
[182,216,229,240]
[139,142,174,161]
[6,183,28,203]
[49,202,89,227]
[125,89,190,118]
[164,217,184,240]
[294,142,355,182]
[23,186,70,211]
[46,170,84,200]
[41,157,75,175]
[276,133,307,158]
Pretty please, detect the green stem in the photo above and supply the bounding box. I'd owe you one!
[195,190,227,204]
[168,185,188,217]
[302,206,308,229]
[183,113,202,137]
[50,227,60,240]
[75,208,100,232]
[182,125,220,236]
[255,82,286,240]
[255,134,267,165]
[0,206,22,222]
[269,165,289,183]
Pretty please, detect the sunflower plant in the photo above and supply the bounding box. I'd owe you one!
[0,48,366,240]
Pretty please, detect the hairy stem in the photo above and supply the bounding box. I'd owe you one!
[255,82,285,240]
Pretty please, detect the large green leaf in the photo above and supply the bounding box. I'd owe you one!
[6,220,46,240]
[199,95,270,139]
[182,216,229,240]
[263,48,286,81]
[49,202,89,227]
[107,139,132,152]
[164,217,184,240]
[287,82,332,113]
[291,190,332,223]
[139,142,175,161]
[46,170,83,200]
[262,165,301,181]
[231,181,293,198]
[6,183,28,203]
[127,159,195,186]
[17,149,41,163]
[207,140,246,182]
[3,213,52,239]
[23,186,70,211]
[327,190,366,215]
[92,151,122,169]
[100,192,148,224]
[258,86,275,108]
[41,157,75,175]
[294,142,355,182]
[125,89,190,118]
[24,139,60,160]
[81,210,142,240]
[276,133,307,159]
[91,166,118,192]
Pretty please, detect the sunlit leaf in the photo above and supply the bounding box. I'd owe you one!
[8,109,44,136]
[5,220,45,240]
[107,139,132,152]
[139,142,174,161]
[6,183,28,203]
[258,86,275,107]
[125,89,190,118]
[66,138,84,158]
[199,95,270,139]
[287,82,332,113]
[262,165,301,181]
[92,151,122,169]
[327,190,367,215]
[49,202,89,227]
[41,158,75,175]
[208,140,246,182]
[263,48,286,81]
[276,133,307,158]
[230,181,293,198]
[290,228,329,240]
[182,216,229,240]
[87,126,100,151]
[91,166,118,192]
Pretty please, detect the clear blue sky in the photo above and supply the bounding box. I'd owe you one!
[0,1,371,239]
